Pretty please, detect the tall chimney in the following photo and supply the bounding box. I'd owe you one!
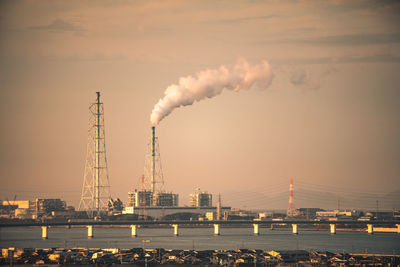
[151,126,156,193]
[287,178,294,216]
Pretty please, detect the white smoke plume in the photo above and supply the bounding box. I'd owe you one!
[288,66,338,91]
[150,59,273,125]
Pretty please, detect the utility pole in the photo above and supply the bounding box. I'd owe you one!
[217,194,221,221]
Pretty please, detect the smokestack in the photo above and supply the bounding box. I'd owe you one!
[151,126,156,193]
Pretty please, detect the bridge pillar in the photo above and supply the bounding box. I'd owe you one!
[253,224,259,236]
[87,225,94,239]
[41,226,48,240]
[172,224,179,236]
[214,224,220,236]
[397,224,400,234]
[330,224,336,235]
[292,224,298,235]
[367,224,373,234]
[131,225,137,237]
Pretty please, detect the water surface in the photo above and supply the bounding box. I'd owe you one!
[1,227,399,254]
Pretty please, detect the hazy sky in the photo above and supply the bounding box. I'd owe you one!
[1,0,399,210]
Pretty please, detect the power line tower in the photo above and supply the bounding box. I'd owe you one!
[79,92,111,217]
[143,126,164,196]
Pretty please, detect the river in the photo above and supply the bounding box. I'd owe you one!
[1,227,399,254]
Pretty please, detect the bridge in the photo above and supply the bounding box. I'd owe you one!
[1,220,400,239]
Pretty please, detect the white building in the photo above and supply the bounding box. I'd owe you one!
[190,191,212,207]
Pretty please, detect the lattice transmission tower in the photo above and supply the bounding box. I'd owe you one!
[79,92,111,217]
[143,126,164,194]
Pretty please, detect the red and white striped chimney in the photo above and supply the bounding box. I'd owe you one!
[288,178,294,214]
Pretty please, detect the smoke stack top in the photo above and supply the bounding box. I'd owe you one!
[150,59,273,126]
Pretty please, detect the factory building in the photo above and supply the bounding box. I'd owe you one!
[316,210,358,219]
[122,206,231,220]
[153,192,179,207]
[1,199,67,219]
[35,198,66,215]
[128,190,153,207]
[2,200,34,210]
[190,191,212,207]
[128,190,178,207]
[1,200,35,219]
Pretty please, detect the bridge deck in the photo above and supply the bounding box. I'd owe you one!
[0,220,399,227]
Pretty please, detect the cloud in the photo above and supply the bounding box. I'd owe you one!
[324,0,400,13]
[28,19,85,35]
[270,53,400,65]
[215,15,277,24]
[305,33,400,46]
[339,53,400,63]
[263,32,400,47]
[272,52,400,90]
[43,53,126,62]
[273,65,339,91]
[60,53,126,62]
[290,69,308,86]
[289,68,321,91]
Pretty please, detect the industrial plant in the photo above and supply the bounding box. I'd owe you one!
[126,126,179,210]
[124,125,229,220]
[72,92,229,220]
[1,92,399,225]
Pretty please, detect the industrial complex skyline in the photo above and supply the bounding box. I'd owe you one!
[0,1,399,210]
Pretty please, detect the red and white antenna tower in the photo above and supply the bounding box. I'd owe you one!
[287,178,295,217]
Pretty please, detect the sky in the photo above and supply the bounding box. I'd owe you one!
[0,0,399,210]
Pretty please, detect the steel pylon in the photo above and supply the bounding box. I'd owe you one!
[78,92,111,217]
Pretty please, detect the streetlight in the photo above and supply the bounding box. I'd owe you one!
[142,240,151,267]
[142,239,150,250]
